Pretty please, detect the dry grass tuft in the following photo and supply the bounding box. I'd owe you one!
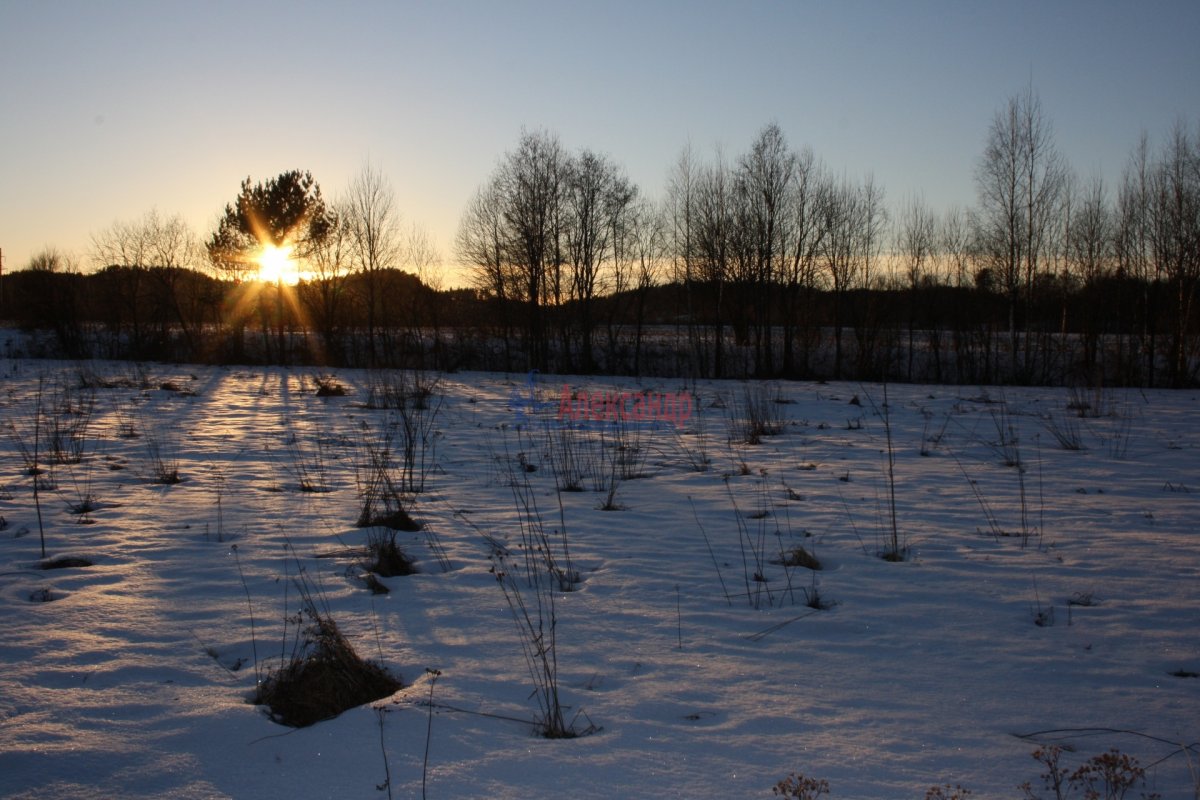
[777,545,822,571]
[362,529,417,577]
[38,555,94,570]
[254,603,401,728]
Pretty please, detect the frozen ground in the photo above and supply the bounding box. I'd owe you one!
[0,360,1197,799]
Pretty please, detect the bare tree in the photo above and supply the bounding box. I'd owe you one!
[458,185,507,294]
[628,198,665,376]
[853,173,888,377]
[22,248,83,355]
[601,172,644,373]
[299,206,352,363]
[90,209,202,356]
[822,176,860,379]
[666,144,703,374]
[457,131,568,370]
[976,87,1028,339]
[940,206,974,288]
[975,85,1067,378]
[404,221,443,366]
[1116,133,1156,382]
[456,130,571,370]
[91,216,153,350]
[858,173,888,291]
[692,152,735,377]
[1067,175,1115,286]
[1148,121,1200,386]
[898,194,939,380]
[501,129,568,370]
[91,216,150,270]
[563,149,636,372]
[457,181,518,369]
[1064,174,1115,378]
[345,162,402,365]
[737,122,795,375]
[941,205,987,382]
[406,222,442,291]
[780,149,830,376]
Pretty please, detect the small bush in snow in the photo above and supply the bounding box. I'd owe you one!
[772,772,829,799]
[254,597,401,728]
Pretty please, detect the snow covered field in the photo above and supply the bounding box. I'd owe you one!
[0,361,1197,799]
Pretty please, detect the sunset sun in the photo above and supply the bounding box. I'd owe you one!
[257,243,298,284]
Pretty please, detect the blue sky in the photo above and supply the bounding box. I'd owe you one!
[1,0,1197,286]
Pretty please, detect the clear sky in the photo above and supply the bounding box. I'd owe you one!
[1,0,1197,287]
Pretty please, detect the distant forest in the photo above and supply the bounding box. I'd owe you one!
[4,89,1198,387]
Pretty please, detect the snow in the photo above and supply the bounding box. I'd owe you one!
[1,361,1197,799]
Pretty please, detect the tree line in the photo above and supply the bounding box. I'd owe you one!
[3,88,1198,386]
[458,90,1199,387]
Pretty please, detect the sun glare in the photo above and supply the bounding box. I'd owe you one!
[257,244,298,285]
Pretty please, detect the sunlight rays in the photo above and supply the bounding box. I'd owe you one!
[256,244,298,285]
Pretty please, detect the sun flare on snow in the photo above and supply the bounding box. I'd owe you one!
[257,243,298,285]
